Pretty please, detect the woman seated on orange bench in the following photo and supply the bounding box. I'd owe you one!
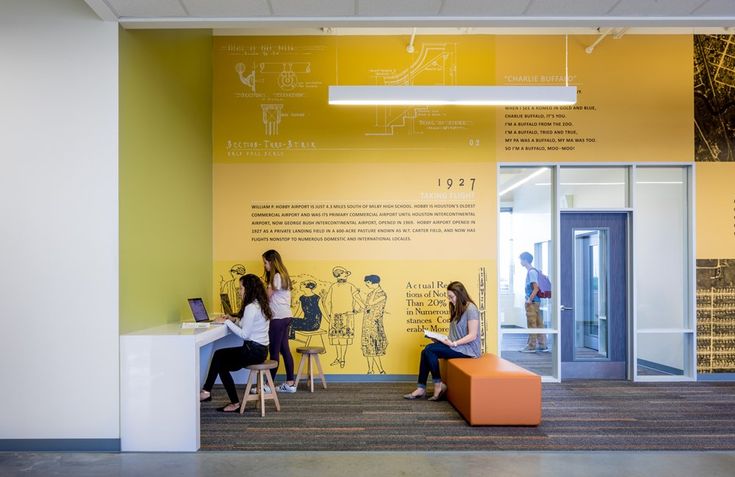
[403,281,481,401]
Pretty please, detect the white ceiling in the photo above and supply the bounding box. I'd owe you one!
[84,0,735,31]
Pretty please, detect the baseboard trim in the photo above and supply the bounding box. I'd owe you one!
[697,373,735,382]
[277,373,416,383]
[0,439,120,452]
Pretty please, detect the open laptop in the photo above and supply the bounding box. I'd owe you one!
[187,298,223,324]
[220,293,234,315]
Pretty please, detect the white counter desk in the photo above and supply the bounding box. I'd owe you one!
[121,323,244,452]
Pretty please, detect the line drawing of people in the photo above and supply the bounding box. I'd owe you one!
[289,279,326,340]
[361,274,388,375]
[324,266,364,368]
[220,264,247,314]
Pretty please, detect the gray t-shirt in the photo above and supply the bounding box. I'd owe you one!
[448,302,482,358]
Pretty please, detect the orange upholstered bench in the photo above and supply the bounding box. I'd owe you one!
[445,353,541,426]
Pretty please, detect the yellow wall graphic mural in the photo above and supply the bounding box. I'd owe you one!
[495,35,693,163]
[213,36,496,164]
[694,34,735,163]
[693,34,735,373]
[213,161,495,375]
[696,162,735,373]
[213,35,694,375]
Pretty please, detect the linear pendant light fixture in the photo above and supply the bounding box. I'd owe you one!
[329,85,577,106]
[329,35,577,107]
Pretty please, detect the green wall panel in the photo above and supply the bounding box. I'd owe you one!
[119,29,212,333]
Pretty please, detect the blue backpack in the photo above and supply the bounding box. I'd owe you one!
[532,268,552,299]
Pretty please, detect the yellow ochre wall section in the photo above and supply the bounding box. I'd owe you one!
[494,35,693,162]
[119,29,213,333]
[212,35,694,375]
[697,162,735,258]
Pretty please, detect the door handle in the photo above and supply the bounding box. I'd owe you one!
[560,305,574,311]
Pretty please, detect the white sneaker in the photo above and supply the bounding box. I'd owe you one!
[250,384,271,394]
[276,383,297,393]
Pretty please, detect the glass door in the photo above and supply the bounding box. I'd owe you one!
[561,213,627,379]
[574,229,608,358]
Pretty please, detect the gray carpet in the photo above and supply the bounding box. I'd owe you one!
[200,381,735,451]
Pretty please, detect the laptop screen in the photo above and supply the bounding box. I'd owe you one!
[188,298,210,322]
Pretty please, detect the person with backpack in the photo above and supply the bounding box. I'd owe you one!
[519,252,549,353]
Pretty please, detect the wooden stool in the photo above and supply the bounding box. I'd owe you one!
[294,347,327,392]
[240,360,280,417]
[295,330,327,353]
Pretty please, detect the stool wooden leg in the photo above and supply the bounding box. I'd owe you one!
[242,369,263,412]
[308,354,315,393]
[294,353,307,389]
[314,354,327,390]
[240,369,256,414]
[258,371,266,416]
[263,368,281,413]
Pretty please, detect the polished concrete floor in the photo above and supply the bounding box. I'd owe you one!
[1,451,735,477]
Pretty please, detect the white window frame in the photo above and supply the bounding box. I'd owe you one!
[497,163,696,383]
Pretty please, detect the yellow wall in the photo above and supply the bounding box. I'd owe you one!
[119,29,213,333]
[212,34,693,374]
[696,162,735,257]
[116,31,733,374]
[495,35,693,162]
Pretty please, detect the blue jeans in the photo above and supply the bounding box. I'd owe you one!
[417,342,470,387]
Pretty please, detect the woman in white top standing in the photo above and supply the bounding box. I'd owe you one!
[199,274,271,412]
[262,249,297,393]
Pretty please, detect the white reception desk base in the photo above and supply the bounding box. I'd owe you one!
[120,323,240,452]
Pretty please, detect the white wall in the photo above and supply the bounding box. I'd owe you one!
[0,0,119,442]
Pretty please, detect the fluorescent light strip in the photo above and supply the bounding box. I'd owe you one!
[499,168,549,197]
[329,85,577,106]
[536,182,625,186]
[636,181,683,185]
[535,181,683,186]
